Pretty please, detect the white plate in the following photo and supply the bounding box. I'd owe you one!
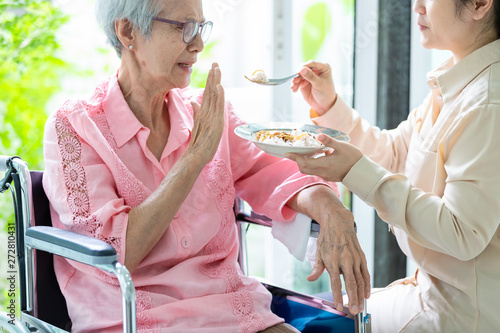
[234,122,350,158]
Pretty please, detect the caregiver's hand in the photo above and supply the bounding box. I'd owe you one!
[291,61,337,116]
[286,134,363,182]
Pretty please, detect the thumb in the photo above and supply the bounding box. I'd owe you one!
[317,134,340,149]
[285,152,302,162]
[190,100,201,113]
[307,258,326,282]
[299,67,319,85]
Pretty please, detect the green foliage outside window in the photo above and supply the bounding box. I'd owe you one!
[302,2,333,62]
[0,0,68,313]
[189,41,218,89]
[301,0,354,62]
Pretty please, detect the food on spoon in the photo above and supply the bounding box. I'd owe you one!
[250,70,269,83]
[254,129,323,147]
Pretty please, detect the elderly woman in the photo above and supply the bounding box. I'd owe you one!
[288,0,500,331]
[42,0,369,332]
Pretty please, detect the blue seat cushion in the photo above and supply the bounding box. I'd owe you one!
[269,292,354,332]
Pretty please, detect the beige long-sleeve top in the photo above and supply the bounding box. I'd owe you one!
[313,40,500,332]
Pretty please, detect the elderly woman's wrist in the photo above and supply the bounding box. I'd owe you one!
[181,149,209,174]
[312,192,354,229]
[298,185,346,224]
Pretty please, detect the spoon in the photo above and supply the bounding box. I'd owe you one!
[245,73,299,86]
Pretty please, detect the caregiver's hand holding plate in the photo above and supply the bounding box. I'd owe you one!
[286,133,364,183]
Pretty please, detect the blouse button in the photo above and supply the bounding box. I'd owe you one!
[427,79,438,89]
[181,237,192,249]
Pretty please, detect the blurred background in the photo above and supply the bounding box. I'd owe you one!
[0,0,451,313]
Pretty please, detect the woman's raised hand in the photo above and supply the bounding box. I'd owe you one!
[188,63,226,166]
[291,61,338,117]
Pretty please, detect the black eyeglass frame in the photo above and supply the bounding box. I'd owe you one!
[153,17,213,44]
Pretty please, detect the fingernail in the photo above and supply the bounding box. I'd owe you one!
[300,68,308,75]
[352,305,358,314]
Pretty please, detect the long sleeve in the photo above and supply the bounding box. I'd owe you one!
[344,104,500,261]
[298,40,500,332]
[312,96,425,174]
[43,101,136,266]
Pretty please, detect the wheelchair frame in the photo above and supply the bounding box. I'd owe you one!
[235,199,371,333]
[0,155,371,333]
[0,156,135,333]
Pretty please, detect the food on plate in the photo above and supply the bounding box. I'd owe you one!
[254,129,323,147]
[250,70,269,83]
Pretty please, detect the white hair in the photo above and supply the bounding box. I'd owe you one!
[95,0,164,57]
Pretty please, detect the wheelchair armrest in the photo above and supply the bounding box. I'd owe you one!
[235,211,273,228]
[25,226,118,266]
[24,226,136,332]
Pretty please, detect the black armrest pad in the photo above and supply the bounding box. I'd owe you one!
[26,226,117,257]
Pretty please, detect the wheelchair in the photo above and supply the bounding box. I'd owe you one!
[0,155,371,333]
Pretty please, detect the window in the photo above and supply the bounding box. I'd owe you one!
[203,0,355,295]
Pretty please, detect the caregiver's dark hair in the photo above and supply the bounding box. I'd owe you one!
[455,0,500,39]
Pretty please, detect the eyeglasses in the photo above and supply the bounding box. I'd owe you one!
[153,17,213,44]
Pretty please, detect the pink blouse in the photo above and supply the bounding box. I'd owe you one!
[43,74,330,332]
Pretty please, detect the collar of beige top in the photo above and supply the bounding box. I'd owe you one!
[429,39,500,103]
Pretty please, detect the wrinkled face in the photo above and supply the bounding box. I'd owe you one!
[134,0,205,90]
[413,0,475,52]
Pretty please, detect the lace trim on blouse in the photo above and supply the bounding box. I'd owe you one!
[200,157,266,332]
[55,108,122,250]
[54,80,157,331]
[199,152,266,332]
[136,287,161,333]
[179,90,266,332]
